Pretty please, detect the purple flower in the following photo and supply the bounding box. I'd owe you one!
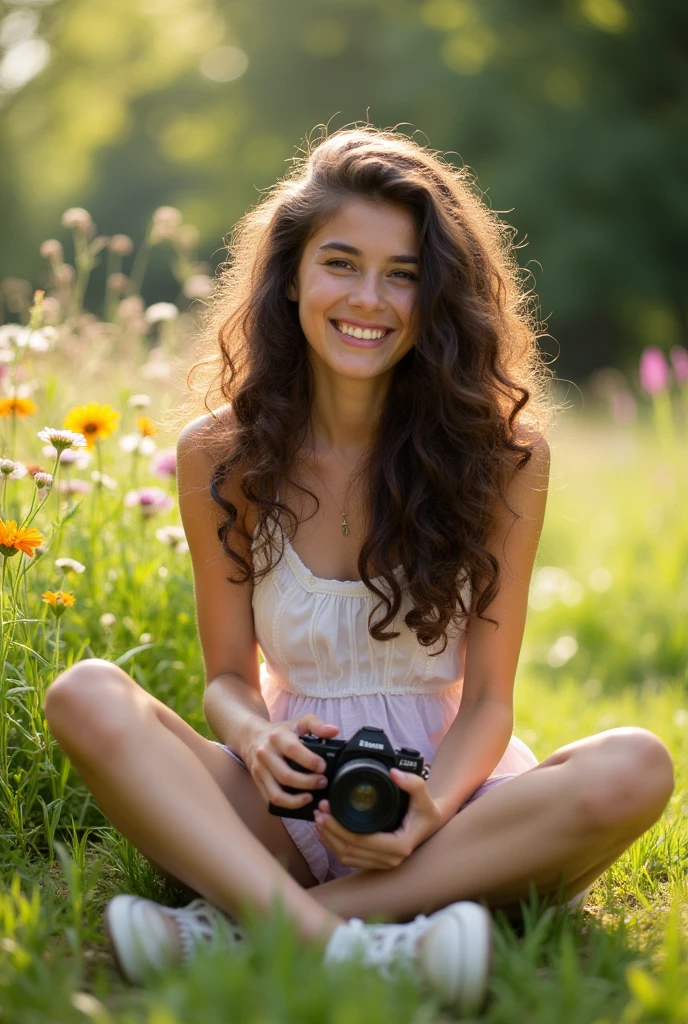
[639,346,670,395]
[124,486,174,518]
[669,345,688,384]
[150,449,177,479]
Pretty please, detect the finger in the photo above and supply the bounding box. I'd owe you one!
[316,811,411,857]
[390,768,426,792]
[271,733,329,775]
[259,769,315,811]
[260,746,328,792]
[297,714,339,738]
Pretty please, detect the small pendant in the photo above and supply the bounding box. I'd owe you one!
[341,512,349,536]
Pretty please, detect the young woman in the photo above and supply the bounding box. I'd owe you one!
[44,127,674,1013]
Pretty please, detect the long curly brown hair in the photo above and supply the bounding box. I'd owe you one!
[175,124,559,654]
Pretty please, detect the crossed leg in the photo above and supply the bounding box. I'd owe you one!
[309,728,675,922]
[44,658,675,937]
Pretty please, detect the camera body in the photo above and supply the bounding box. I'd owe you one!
[268,726,428,834]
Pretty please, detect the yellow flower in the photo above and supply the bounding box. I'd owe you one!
[0,397,38,419]
[41,590,76,607]
[63,402,120,449]
[0,518,44,558]
[41,590,76,617]
[136,415,158,437]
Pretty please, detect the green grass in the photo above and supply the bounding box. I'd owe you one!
[1,363,687,1022]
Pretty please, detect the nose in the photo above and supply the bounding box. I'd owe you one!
[348,269,385,312]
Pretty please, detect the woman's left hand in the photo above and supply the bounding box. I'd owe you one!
[313,768,445,871]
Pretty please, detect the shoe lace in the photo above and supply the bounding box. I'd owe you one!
[337,914,430,977]
[166,899,244,962]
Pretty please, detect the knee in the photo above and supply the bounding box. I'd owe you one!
[44,658,137,759]
[574,728,674,833]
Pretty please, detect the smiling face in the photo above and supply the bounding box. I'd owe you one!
[288,198,421,381]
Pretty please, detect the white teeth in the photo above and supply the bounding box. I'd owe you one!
[334,321,387,340]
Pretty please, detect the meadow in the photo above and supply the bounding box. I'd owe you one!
[0,217,686,1022]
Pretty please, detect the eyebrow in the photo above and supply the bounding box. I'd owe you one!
[317,242,419,265]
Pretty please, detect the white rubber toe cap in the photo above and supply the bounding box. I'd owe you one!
[105,895,176,984]
[419,901,492,1012]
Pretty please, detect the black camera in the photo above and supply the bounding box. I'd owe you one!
[268,726,429,834]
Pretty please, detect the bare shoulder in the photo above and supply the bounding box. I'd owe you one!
[177,403,236,457]
[176,403,255,533]
[507,426,550,498]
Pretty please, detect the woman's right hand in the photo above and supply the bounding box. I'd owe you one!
[243,713,340,810]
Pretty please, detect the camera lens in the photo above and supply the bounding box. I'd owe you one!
[329,759,399,834]
[349,782,378,812]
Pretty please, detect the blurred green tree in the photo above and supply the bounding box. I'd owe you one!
[0,0,685,378]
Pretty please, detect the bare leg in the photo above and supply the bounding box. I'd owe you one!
[44,659,343,944]
[310,728,674,922]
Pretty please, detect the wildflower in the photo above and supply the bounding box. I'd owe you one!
[128,393,151,409]
[151,449,176,479]
[63,403,120,450]
[0,518,44,558]
[90,470,118,489]
[54,264,75,286]
[136,415,158,437]
[0,459,16,476]
[119,296,145,319]
[610,389,637,423]
[118,433,157,456]
[183,274,214,299]
[639,347,670,395]
[25,464,45,476]
[2,461,28,480]
[107,273,129,294]
[150,206,183,242]
[144,302,179,325]
[61,207,94,234]
[58,478,92,495]
[33,471,53,499]
[29,290,45,330]
[108,234,134,256]
[670,345,688,384]
[100,612,116,629]
[125,487,174,518]
[55,557,86,574]
[38,427,88,454]
[41,590,76,618]
[0,397,37,418]
[141,347,172,380]
[155,525,186,547]
[40,239,63,262]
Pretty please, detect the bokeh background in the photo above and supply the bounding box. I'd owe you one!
[1,0,686,383]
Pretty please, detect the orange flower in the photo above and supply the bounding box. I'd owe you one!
[0,397,38,419]
[136,415,158,437]
[0,518,44,558]
[63,402,120,450]
[41,590,76,607]
[41,590,76,617]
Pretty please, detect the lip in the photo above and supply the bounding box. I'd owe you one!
[329,319,394,349]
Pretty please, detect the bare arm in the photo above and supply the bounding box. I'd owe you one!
[426,434,551,825]
[177,411,269,760]
[203,672,270,759]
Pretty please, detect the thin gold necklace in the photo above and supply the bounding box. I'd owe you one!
[309,446,358,536]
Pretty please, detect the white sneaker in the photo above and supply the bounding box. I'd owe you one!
[105,894,245,984]
[324,900,492,1012]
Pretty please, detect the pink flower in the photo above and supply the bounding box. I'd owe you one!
[639,346,669,395]
[610,389,637,423]
[669,345,688,384]
[150,449,177,479]
[124,486,174,518]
